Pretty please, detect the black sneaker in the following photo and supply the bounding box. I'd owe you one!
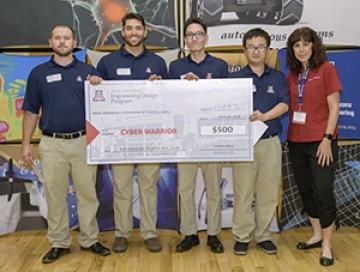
[207,235,224,253]
[258,240,277,254]
[176,235,200,252]
[233,242,249,255]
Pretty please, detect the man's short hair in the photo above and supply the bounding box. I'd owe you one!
[50,24,75,39]
[184,17,207,35]
[243,28,271,48]
[122,12,146,28]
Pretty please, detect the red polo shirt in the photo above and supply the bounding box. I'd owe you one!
[287,61,342,142]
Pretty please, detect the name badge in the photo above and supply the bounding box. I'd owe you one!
[293,111,306,125]
[46,73,62,83]
[116,68,131,75]
[253,85,257,92]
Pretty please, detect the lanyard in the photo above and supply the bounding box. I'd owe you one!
[298,67,310,105]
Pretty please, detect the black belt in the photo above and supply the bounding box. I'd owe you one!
[42,130,86,140]
[260,133,278,140]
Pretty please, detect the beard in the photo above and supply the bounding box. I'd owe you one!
[123,35,146,48]
[52,46,73,57]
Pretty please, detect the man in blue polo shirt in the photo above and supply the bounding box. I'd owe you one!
[21,24,110,264]
[168,18,228,254]
[92,12,167,253]
[230,28,289,255]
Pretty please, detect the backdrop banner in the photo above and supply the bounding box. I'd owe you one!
[0,145,280,236]
[186,0,360,48]
[0,145,179,235]
[279,142,360,230]
[0,50,86,142]
[0,0,178,48]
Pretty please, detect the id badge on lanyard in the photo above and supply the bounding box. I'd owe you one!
[293,67,310,125]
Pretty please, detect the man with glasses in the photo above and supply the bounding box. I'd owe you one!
[230,28,289,255]
[168,18,228,253]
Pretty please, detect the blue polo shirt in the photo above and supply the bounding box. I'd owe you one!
[22,56,98,133]
[168,53,228,79]
[97,45,168,80]
[230,65,289,137]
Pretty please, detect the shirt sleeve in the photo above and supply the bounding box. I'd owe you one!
[324,62,342,96]
[90,65,100,77]
[96,57,108,79]
[22,69,42,114]
[159,58,168,79]
[220,60,229,78]
[277,71,290,106]
[168,61,178,79]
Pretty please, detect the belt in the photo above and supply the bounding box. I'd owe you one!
[42,130,86,140]
[260,133,278,140]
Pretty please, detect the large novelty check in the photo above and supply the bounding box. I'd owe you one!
[85,79,253,164]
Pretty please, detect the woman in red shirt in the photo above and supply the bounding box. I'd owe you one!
[286,27,342,267]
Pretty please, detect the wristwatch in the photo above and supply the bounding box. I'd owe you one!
[323,133,333,140]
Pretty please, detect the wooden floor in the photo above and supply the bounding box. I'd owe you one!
[0,227,359,272]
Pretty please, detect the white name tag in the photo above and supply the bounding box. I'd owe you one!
[116,68,131,75]
[293,111,307,125]
[46,73,62,83]
[253,85,257,92]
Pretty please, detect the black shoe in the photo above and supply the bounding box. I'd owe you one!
[42,247,70,264]
[82,242,111,255]
[234,242,249,255]
[257,240,277,254]
[176,235,200,252]
[297,240,323,250]
[207,235,224,254]
[320,249,334,266]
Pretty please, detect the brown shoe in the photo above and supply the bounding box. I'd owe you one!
[144,237,162,252]
[112,237,128,253]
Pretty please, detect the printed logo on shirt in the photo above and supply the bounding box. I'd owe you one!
[46,73,62,83]
[93,90,106,102]
[76,76,83,82]
[206,73,212,79]
[145,67,152,73]
[308,76,320,82]
[267,86,275,94]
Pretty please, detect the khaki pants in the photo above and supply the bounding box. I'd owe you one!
[39,135,99,248]
[178,162,222,236]
[112,163,160,240]
[232,136,281,243]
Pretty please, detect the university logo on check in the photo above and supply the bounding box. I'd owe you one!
[93,90,106,102]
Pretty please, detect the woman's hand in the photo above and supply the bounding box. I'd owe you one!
[316,138,332,167]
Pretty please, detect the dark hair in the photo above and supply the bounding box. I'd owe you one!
[184,17,207,35]
[121,12,146,28]
[286,27,327,74]
[243,28,271,48]
[50,24,75,39]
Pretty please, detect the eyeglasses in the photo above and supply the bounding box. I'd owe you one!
[185,31,206,39]
[245,45,268,53]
